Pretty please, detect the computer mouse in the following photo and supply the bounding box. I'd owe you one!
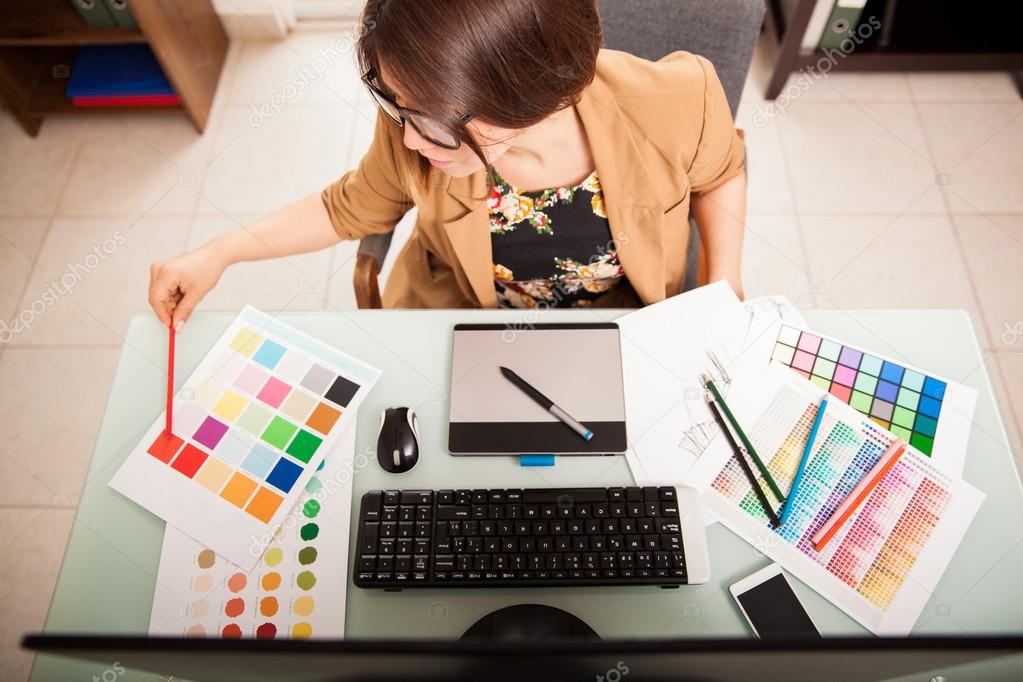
[376,407,421,474]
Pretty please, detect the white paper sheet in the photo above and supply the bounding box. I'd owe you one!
[149,426,358,639]
[111,306,380,569]
[617,283,806,488]
[687,364,983,635]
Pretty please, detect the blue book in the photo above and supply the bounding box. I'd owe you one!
[67,45,174,98]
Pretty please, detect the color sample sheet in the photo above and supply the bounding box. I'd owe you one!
[150,427,356,639]
[770,324,976,475]
[111,306,380,568]
[687,364,983,634]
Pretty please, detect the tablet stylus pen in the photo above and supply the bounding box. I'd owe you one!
[499,366,593,442]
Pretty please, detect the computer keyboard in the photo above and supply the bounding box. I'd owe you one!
[354,486,710,589]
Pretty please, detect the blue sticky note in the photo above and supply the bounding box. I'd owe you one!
[266,457,303,492]
[519,455,555,467]
[252,339,287,370]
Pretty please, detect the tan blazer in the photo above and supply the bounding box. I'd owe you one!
[322,49,745,308]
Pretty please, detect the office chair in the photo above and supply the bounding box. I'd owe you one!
[352,0,765,309]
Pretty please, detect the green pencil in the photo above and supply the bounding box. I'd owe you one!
[701,373,785,503]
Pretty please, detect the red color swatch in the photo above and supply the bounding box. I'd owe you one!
[256,622,277,639]
[221,624,243,639]
[147,430,183,463]
[170,444,208,478]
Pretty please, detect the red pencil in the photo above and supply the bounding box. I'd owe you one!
[166,324,175,434]
[812,439,907,551]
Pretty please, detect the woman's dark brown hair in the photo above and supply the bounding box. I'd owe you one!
[356,0,603,195]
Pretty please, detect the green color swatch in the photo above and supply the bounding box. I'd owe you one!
[300,523,319,541]
[298,547,318,565]
[286,430,322,463]
[261,416,297,449]
[303,499,321,518]
[296,570,316,590]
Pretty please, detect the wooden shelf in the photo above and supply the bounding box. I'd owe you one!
[763,0,1023,100]
[0,0,146,46]
[0,0,228,136]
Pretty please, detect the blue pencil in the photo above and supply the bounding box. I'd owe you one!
[779,397,828,525]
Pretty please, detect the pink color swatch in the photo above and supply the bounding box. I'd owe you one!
[257,377,292,408]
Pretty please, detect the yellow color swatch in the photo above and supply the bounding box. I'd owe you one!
[213,390,248,422]
[292,596,314,616]
[229,327,263,357]
[291,622,313,639]
[194,378,225,410]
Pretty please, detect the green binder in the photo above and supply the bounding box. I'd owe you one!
[68,0,117,28]
[819,0,867,50]
[102,0,139,29]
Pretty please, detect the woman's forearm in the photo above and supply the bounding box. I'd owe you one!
[691,171,747,298]
[209,193,343,266]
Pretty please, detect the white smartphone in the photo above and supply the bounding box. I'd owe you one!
[729,564,820,639]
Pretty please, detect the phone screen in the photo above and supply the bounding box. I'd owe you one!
[736,574,820,639]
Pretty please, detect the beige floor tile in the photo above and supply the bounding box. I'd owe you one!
[991,352,1023,470]
[0,113,82,216]
[908,72,1022,102]
[917,101,1023,214]
[802,214,982,320]
[742,214,812,304]
[57,112,216,217]
[229,32,364,109]
[735,101,794,214]
[185,215,330,313]
[8,217,189,346]
[954,214,1023,351]
[198,103,360,218]
[783,71,912,102]
[0,508,74,682]
[0,348,118,507]
[779,100,944,214]
[0,219,49,324]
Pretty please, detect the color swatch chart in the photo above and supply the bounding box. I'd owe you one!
[769,324,975,475]
[150,427,355,640]
[687,364,983,634]
[111,307,380,568]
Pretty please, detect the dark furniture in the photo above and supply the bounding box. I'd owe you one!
[352,0,765,309]
[764,0,1023,100]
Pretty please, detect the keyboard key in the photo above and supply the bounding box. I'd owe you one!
[394,555,410,572]
[401,490,432,505]
[438,506,469,520]
[359,522,379,553]
[359,556,376,571]
[438,490,454,504]
[659,487,677,500]
[383,490,400,505]
[362,492,382,521]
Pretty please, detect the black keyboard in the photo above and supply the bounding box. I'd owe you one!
[354,486,699,589]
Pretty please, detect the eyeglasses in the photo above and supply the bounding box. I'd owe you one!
[362,68,472,150]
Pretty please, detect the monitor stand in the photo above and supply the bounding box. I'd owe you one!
[460,604,601,642]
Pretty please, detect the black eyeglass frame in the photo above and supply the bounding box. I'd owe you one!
[361,68,474,150]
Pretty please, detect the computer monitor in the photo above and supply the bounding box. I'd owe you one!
[25,633,1023,682]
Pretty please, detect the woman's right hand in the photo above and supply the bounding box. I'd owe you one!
[148,241,230,330]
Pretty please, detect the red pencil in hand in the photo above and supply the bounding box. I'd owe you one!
[166,324,175,435]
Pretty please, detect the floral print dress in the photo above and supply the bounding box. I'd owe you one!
[489,170,625,308]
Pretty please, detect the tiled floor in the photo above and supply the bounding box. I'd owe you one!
[1,28,1021,680]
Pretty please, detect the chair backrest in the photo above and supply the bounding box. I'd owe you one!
[595,0,765,116]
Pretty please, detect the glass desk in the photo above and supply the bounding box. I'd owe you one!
[30,309,1023,680]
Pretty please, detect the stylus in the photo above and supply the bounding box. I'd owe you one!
[499,366,593,441]
[166,324,175,434]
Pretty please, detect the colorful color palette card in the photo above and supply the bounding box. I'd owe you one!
[110,306,380,568]
[769,324,976,476]
[687,363,983,635]
[149,426,355,640]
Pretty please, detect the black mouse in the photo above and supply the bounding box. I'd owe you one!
[376,407,421,473]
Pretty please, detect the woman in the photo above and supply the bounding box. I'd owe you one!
[149,0,746,326]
